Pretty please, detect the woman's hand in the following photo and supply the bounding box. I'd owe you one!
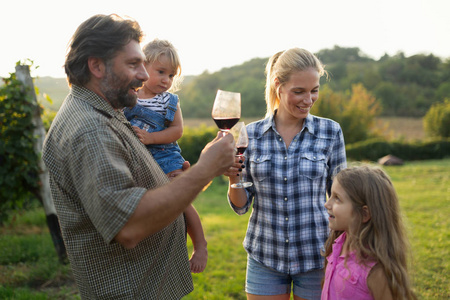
[223,156,245,184]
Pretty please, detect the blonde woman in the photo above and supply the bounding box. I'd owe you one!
[225,48,347,299]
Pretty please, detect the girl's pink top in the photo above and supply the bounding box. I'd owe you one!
[321,232,377,300]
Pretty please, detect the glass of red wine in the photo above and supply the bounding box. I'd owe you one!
[230,122,253,188]
[212,89,241,132]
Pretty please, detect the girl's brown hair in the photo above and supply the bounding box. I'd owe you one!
[323,165,417,299]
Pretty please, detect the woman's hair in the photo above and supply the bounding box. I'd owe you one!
[142,38,183,93]
[323,165,416,299]
[65,14,144,87]
[264,48,326,118]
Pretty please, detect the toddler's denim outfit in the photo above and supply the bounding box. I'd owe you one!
[124,93,184,174]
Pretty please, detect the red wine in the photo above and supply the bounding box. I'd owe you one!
[236,146,247,155]
[213,117,240,131]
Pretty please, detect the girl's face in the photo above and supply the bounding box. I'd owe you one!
[277,68,320,121]
[324,179,355,232]
[142,54,176,98]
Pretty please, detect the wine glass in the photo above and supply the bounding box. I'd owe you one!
[230,122,253,188]
[211,89,241,132]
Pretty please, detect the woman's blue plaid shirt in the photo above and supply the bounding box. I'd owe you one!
[229,113,347,274]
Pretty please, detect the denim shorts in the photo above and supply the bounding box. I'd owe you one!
[150,146,185,174]
[245,255,323,299]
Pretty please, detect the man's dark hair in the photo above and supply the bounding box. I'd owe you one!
[64,14,144,86]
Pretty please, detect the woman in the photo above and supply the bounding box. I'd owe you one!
[225,48,347,300]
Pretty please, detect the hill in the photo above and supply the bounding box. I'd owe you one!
[35,77,69,110]
[34,75,196,111]
[27,46,450,118]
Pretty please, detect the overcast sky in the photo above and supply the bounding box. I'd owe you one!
[1,0,449,79]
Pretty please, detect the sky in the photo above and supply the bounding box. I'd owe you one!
[1,0,449,79]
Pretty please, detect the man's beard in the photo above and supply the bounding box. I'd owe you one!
[100,66,143,110]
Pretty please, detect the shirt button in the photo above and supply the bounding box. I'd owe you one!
[284,197,288,201]
[285,217,288,221]
[285,239,289,243]
[284,178,287,181]
[284,156,287,160]
[279,138,282,142]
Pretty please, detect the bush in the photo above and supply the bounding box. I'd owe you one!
[178,125,217,165]
[0,73,40,224]
[345,138,450,161]
[423,99,450,138]
[312,84,382,144]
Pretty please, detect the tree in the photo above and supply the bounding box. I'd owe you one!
[0,70,40,221]
[423,99,450,138]
[312,84,381,144]
[0,64,67,262]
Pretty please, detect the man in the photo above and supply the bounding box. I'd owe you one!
[42,14,235,299]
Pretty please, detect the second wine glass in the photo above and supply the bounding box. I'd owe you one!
[230,122,253,188]
[211,89,241,132]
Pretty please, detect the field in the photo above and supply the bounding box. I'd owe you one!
[184,116,426,141]
[1,159,449,299]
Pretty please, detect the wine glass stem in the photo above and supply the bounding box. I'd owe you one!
[238,155,244,184]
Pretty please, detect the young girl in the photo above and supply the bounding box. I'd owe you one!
[124,39,207,273]
[322,165,417,300]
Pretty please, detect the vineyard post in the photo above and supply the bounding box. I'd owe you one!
[15,65,67,263]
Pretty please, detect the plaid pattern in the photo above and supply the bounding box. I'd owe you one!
[229,113,347,274]
[43,86,193,299]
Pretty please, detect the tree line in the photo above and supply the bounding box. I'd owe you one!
[177,46,450,119]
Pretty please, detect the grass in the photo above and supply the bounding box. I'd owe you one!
[1,160,448,299]
[383,160,449,299]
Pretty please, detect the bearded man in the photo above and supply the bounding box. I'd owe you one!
[43,14,235,299]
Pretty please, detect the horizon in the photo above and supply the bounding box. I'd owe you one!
[15,46,447,80]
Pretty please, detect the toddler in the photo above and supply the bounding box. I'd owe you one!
[124,39,207,273]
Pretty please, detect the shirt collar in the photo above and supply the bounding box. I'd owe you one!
[304,114,315,135]
[71,85,128,122]
[257,111,316,137]
[327,232,347,262]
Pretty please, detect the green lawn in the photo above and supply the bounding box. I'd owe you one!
[1,160,449,299]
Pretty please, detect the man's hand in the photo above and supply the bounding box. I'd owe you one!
[195,132,236,178]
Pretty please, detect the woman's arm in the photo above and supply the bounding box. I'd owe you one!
[133,103,183,145]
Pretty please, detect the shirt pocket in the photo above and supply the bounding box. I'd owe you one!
[334,267,360,298]
[249,154,271,182]
[130,117,158,133]
[298,153,326,180]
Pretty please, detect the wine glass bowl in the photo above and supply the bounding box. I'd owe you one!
[211,90,241,132]
[230,122,253,189]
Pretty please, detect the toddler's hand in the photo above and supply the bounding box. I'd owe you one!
[132,126,154,145]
